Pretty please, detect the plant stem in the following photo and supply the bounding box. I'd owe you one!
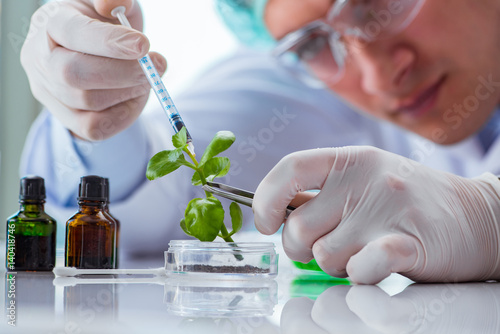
[220,224,234,242]
[184,147,198,167]
[184,146,212,197]
[183,143,239,255]
[220,224,243,260]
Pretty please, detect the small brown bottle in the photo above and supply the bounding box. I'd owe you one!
[103,178,120,267]
[5,176,56,271]
[65,176,118,269]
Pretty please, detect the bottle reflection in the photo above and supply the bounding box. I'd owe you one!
[4,272,55,326]
[63,276,118,330]
[281,282,500,334]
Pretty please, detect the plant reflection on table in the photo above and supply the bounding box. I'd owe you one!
[281,282,500,334]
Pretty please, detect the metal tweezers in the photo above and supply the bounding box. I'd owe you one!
[202,181,296,218]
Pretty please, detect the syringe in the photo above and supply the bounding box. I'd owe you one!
[111,6,195,156]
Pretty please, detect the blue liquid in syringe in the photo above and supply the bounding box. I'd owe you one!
[138,55,192,140]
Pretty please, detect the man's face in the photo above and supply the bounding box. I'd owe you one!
[265,0,500,144]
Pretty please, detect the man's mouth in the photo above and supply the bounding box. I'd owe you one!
[391,76,446,118]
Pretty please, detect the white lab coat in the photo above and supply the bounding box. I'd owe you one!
[20,49,500,256]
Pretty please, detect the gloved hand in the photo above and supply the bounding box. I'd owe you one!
[253,146,500,284]
[20,0,167,141]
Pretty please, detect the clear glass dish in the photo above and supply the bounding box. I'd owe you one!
[164,240,278,279]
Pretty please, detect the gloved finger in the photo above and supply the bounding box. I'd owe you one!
[46,4,148,59]
[92,0,134,19]
[281,182,352,263]
[289,191,317,208]
[47,48,166,91]
[253,148,340,235]
[38,83,149,141]
[310,227,365,278]
[56,82,151,112]
[346,234,422,285]
[280,190,319,262]
[311,285,382,333]
[40,50,165,115]
[75,93,149,141]
[346,285,416,334]
[281,297,328,334]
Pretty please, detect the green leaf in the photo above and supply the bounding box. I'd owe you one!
[179,219,192,236]
[199,131,235,167]
[184,197,224,241]
[191,157,230,185]
[146,148,183,180]
[228,202,243,236]
[172,127,187,149]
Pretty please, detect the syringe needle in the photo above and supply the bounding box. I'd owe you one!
[111,6,196,157]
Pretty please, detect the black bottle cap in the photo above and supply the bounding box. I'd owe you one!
[78,175,107,201]
[19,176,46,200]
[103,178,110,202]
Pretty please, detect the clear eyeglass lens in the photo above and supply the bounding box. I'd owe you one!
[276,26,343,85]
[331,0,425,40]
[274,0,425,86]
[294,32,329,61]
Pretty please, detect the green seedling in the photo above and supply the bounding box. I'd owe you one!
[146,127,243,243]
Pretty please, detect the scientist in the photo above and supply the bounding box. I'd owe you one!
[20,0,500,283]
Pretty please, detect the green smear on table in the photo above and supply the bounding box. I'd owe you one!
[290,259,350,299]
[292,259,325,271]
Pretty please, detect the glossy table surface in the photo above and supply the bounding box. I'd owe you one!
[1,233,499,334]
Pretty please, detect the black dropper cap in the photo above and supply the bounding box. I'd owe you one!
[78,175,107,202]
[19,176,46,201]
[103,178,110,203]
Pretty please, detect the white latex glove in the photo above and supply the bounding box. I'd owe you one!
[21,0,167,140]
[253,146,500,284]
[282,283,500,333]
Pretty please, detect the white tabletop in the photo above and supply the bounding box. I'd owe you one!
[1,233,499,334]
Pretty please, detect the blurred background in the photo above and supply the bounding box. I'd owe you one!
[0,0,239,239]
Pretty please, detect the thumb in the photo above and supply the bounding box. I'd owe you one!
[93,0,135,18]
[346,234,421,284]
[253,148,340,235]
[148,51,168,77]
[47,1,148,59]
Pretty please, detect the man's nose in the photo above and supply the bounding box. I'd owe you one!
[350,40,417,95]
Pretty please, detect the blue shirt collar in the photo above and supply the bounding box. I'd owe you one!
[477,107,500,153]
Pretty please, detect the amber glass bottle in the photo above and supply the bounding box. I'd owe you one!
[5,176,56,271]
[65,176,118,269]
[103,178,120,267]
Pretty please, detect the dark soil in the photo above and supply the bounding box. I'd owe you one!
[183,264,269,274]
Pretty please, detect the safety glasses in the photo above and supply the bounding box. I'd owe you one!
[273,0,427,85]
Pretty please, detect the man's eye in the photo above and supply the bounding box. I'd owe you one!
[349,0,374,8]
[347,0,375,23]
[295,34,329,61]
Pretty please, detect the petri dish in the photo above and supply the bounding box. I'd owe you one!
[164,240,278,279]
